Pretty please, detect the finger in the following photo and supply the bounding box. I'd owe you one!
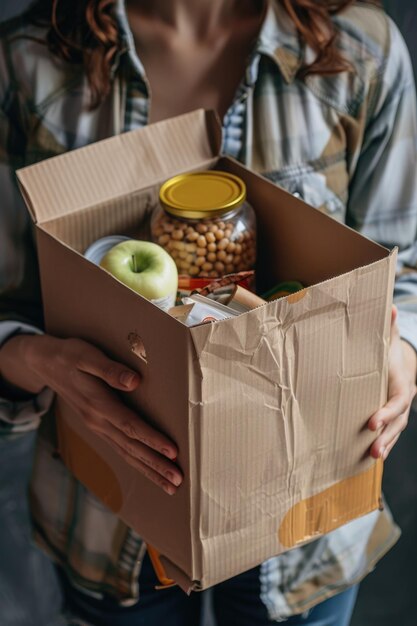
[93,420,183,487]
[368,392,409,431]
[369,415,408,459]
[100,433,179,495]
[382,433,401,461]
[370,432,401,461]
[87,392,179,460]
[76,347,140,391]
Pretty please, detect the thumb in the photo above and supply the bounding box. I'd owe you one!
[76,345,140,391]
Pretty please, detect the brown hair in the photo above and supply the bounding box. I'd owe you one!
[27,0,378,109]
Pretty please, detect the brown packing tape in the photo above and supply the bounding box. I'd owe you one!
[278,460,384,547]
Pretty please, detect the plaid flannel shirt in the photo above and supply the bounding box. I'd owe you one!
[1,0,416,618]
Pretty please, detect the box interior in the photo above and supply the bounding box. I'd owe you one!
[39,157,390,301]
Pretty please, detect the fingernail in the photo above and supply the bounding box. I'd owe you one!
[161,448,177,460]
[376,422,383,430]
[379,446,386,458]
[120,371,137,387]
[164,484,176,496]
[166,471,182,487]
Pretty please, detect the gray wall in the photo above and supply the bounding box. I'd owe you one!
[385,0,417,84]
[0,0,31,22]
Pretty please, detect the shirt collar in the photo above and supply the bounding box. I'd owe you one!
[113,0,303,85]
[113,0,147,79]
[255,0,303,84]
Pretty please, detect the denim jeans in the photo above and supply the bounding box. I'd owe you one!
[64,552,359,626]
[0,434,64,626]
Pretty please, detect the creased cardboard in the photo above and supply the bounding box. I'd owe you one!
[17,109,397,591]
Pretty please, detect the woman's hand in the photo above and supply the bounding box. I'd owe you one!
[0,334,183,495]
[368,306,417,460]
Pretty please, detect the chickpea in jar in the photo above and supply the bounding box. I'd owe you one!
[151,171,256,278]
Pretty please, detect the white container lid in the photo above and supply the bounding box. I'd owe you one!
[84,236,130,265]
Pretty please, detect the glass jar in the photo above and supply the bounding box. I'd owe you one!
[151,171,256,278]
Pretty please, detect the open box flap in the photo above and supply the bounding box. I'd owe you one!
[17,109,222,225]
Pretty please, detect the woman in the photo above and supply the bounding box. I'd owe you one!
[0,1,416,624]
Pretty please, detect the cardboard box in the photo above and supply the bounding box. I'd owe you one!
[17,110,396,592]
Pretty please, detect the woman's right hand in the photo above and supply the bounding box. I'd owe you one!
[0,334,182,495]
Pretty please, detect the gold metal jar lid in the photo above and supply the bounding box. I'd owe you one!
[159,171,247,219]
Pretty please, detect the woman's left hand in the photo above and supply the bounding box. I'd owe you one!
[368,306,417,460]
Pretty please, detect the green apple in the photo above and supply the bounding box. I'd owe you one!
[100,240,178,309]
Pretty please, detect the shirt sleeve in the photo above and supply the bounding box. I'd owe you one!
[346,17,417,353]
[0,41,54,437]
[0,322,54,437]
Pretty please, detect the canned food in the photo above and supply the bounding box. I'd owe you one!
[151,171,256,279]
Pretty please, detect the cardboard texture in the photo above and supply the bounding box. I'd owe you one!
[17,109,396,591]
